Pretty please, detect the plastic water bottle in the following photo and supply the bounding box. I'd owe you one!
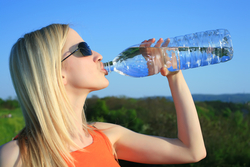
[104,29,233,77]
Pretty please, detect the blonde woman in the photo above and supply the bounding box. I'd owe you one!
[0,24,206,167]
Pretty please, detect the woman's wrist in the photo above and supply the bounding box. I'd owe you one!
[166,70,181,81]
[160,67,182,83]
[166,71,180,78]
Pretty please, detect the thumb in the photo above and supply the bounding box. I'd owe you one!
[160,67,169,76]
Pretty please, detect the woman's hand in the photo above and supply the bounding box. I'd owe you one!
[140,38,179,77]
[139,38,163,76]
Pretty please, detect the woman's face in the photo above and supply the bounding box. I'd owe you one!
[61,28,109,94]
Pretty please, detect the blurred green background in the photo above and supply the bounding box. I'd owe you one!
[0,96,249,167]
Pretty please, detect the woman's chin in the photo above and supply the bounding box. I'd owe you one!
[90,81,109,92]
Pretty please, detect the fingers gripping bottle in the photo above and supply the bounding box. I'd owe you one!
[104,29,233,77]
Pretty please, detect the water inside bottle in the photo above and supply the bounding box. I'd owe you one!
[104,46,233,78]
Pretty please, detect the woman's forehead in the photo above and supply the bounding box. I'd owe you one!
[66,28,85,45]
[62,28,84,56]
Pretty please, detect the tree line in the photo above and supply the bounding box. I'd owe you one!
[0,97,19,110]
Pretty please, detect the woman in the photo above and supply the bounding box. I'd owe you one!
[0,24,206,167]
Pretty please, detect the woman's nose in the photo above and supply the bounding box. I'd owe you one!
[92,51,103,62]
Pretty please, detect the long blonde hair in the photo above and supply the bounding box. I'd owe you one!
[9,24,88,167]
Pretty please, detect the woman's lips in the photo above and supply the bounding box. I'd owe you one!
[100,62,108,75]
[104,69,108,75]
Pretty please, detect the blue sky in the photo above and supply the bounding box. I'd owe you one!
[0,0,249,99]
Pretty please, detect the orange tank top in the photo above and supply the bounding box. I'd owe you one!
[67,128,120,167]
[13,128,121,167]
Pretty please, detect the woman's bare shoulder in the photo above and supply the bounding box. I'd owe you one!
[91,122,124,133]
[0,140,21,167]
[91,122,130,144]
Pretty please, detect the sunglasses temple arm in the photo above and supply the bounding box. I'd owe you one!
[61,49,79,62]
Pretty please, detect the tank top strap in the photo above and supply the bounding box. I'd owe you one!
[88,125,114,155]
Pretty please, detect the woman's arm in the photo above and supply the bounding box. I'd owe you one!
[96,38,206,164]
[96,70,206,164]
[165,70,206,160]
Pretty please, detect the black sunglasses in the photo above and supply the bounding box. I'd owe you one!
[61,42,92,62]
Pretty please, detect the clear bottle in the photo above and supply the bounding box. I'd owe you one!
[104,29,233,77]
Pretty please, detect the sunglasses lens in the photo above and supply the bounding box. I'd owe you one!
[78,42,92,56]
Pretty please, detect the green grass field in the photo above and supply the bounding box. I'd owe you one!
[0,108,25,145]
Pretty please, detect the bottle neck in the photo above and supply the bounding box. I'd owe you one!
[104,61,114,73]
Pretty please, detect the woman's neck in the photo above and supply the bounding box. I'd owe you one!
[66,91,88,129]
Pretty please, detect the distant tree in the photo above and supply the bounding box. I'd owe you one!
[0,98,4,107]
[0,97,20,109]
